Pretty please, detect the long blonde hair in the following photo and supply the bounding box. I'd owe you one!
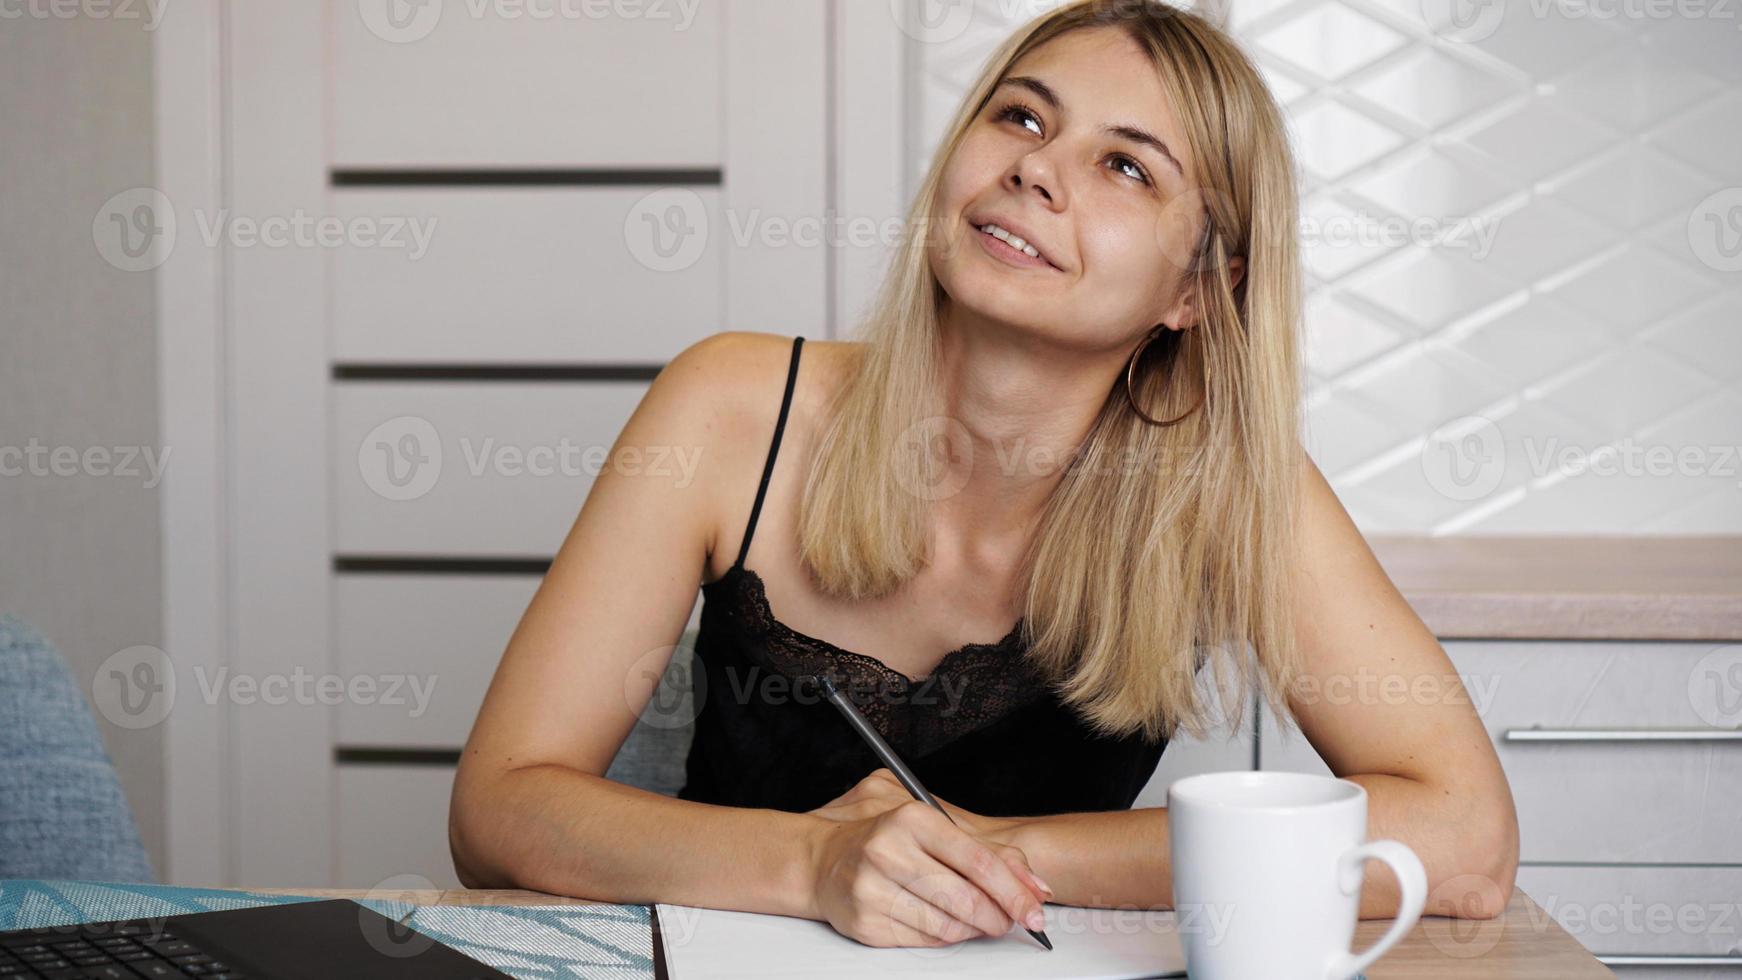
[797,0,1304,745]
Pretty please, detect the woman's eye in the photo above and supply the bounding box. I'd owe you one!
[997,103,1042,135]
[1109,154,1152,186]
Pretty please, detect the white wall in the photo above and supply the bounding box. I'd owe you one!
[0,11,167,875]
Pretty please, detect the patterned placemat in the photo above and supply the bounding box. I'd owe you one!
[0,880,654,979]
[1,880,1366,979]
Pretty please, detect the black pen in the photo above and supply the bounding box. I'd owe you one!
[813,673,1053,950]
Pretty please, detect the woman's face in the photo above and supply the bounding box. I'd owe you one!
[931,27,1233,352]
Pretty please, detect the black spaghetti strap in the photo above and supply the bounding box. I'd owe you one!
[734,335,805,570]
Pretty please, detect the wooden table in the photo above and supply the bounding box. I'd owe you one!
[252,885,1614,978]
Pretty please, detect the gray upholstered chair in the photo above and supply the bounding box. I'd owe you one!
[0,614,156,881]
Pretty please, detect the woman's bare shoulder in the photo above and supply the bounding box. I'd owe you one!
[654,331,862,567]
[661,330,856,418]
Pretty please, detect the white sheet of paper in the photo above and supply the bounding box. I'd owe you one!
[655,902,1188,979]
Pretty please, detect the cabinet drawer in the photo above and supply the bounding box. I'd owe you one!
[1260,641,1742,863]
[333,381,651,555]
[333,0,721,167]
[332,190,723,364]
[335,573,702,747]
[335,573,541,747]
[1517,864,1742,968]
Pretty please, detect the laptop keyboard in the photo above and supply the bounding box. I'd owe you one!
[0,921,249,979]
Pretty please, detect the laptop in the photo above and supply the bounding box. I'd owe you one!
[0,898,514,979]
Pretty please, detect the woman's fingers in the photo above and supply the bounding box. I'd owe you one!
[880,870,987,946]
[992,843,1055,902]
[896,802,1046,934]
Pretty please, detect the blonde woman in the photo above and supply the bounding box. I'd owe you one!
[451,0,1520,949]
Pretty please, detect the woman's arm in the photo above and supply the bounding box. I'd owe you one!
[453,333,1051,946]
[961,454,1522,920]
[449,331,828,914]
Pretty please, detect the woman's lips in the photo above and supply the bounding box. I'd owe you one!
[971,220,1061,271]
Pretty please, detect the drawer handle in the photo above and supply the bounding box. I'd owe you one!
[1598,954,1742,966]
[1503,727,1742,743]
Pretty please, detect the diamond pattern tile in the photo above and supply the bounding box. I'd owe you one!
[1350,146,1514,222]
[1653,92,1742,180]
[1348,47,1519,130]
[1445,296,1621,390]
[1460,98,1617,186]
[1303,291,1404,377]
[1544,244,1719,330]
[1536,347,1719,445]
[910,0,1741,532]
[1253,1,1409,80]
[1459,196,1608,288]
[1549,142,1714,231]
[1643,297,1742,386]
[1300,191,1407,281]
[1552,44,1723,132]
[1344,246,1517,333]
[1288,98,1411,181]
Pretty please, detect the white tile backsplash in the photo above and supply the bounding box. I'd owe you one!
[911,0,1741,534]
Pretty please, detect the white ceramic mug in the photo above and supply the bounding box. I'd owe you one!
[1168,770,1427,980]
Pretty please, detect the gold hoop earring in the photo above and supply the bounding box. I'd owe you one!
[1124,325,1204,426]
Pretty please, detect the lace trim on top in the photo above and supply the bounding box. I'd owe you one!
[702,564,1055,758]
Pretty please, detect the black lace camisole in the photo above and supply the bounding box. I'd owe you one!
[676,335,1168,817]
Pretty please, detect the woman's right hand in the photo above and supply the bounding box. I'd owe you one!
[805,798,1052,948]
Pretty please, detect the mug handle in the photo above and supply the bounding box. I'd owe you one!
[1324,839,1427,980]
